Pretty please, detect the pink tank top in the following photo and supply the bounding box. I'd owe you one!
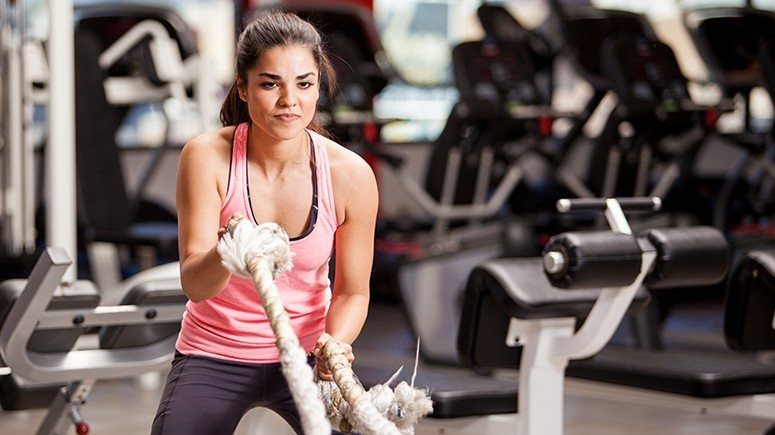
[176,123,338,363]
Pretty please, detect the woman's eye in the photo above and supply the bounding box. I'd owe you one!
[260,82,277,89]
[298,81,314,89]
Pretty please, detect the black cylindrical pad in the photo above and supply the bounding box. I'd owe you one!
[543,231,642,289]
[642,226,730,288]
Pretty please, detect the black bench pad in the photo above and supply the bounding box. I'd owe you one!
[567,346,775,398]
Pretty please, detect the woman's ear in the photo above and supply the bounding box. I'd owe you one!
[237,78,247,102]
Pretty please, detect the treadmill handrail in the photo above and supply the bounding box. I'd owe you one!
[387,158,524,220]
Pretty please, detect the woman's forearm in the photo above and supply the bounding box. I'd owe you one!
[325,292,369,344]
[180,245,232,302]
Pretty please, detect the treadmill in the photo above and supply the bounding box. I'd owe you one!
[683,6,775,248]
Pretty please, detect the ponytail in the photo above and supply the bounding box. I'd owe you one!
[220,81,251,127]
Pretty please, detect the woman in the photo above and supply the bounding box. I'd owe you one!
[151,11,378,435]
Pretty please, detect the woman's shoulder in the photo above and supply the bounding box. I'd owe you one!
[314,133,376,207]
[315,133,373,178]
[180,126,236,163]
[183,126,236,153]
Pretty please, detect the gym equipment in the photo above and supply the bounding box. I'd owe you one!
[476,3,557,103]
[377,38,549,365]
[455,197,728,435]
[0,0,57,278]
[2,1,213,286]
[547,3,656,198]
[356,197,721,435]
[723,249,775,432]
[560,233,775,402]
[549,2,729,219]
[72,4,212,289]
[724,249,775,353]
[683,6,772,133]
[376,4,599,367]
[377,4,594,250]
[682,6,775,245]
[0,249,185,434]
[557,243,775,423]
[0,0,48,278]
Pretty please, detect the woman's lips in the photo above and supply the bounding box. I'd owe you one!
[275,114,300,122]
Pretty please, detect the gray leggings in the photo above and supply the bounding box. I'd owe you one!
[151,351,340,435]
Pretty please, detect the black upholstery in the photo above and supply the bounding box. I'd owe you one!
[567,346,775,398]
[99,279,185,349]
[724,250,775,352]
[467,258,648,320]
[563,243,774,399]
[543,231,642,290]
[0,280,100,410]
[458,258,649,368]
[642,226,730,289]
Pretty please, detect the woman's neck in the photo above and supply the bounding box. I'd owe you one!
[247,126,310,176]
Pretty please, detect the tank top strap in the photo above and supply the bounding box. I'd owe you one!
[224,122,249,206]
[308,129,338,230]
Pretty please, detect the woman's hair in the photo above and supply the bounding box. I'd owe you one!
[220,11,337,135]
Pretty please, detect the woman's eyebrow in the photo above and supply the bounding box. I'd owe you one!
[258,72,281,80]
[257,72,316,80]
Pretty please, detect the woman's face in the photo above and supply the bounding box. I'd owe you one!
[239,44,320,142]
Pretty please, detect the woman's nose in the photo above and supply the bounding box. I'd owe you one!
[278,88,298,107]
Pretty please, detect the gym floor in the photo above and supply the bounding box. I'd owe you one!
[1,301,772,435]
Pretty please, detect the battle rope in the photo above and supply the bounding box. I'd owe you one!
[217,214,432,434]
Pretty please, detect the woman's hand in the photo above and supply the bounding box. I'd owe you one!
[313,333,354,381]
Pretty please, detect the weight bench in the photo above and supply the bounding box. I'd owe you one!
[0,248,185,434]
[431,198,727,434]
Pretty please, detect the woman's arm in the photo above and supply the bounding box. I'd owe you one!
[325,149,379,344]
[176,132,232,302]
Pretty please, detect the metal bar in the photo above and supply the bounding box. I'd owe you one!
[470,147,494,226]
[434,147,462,237]
[6,4,22,254]
[556,197,661,213]
[0,248,178,382]
[553,250,657,360]
[604,198,632,235]
[36,304,185,329]
[634,145,652,197]
[47,0,77,282]
[0,247,70,365]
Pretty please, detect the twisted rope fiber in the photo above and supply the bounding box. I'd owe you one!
[218,214,431,434]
